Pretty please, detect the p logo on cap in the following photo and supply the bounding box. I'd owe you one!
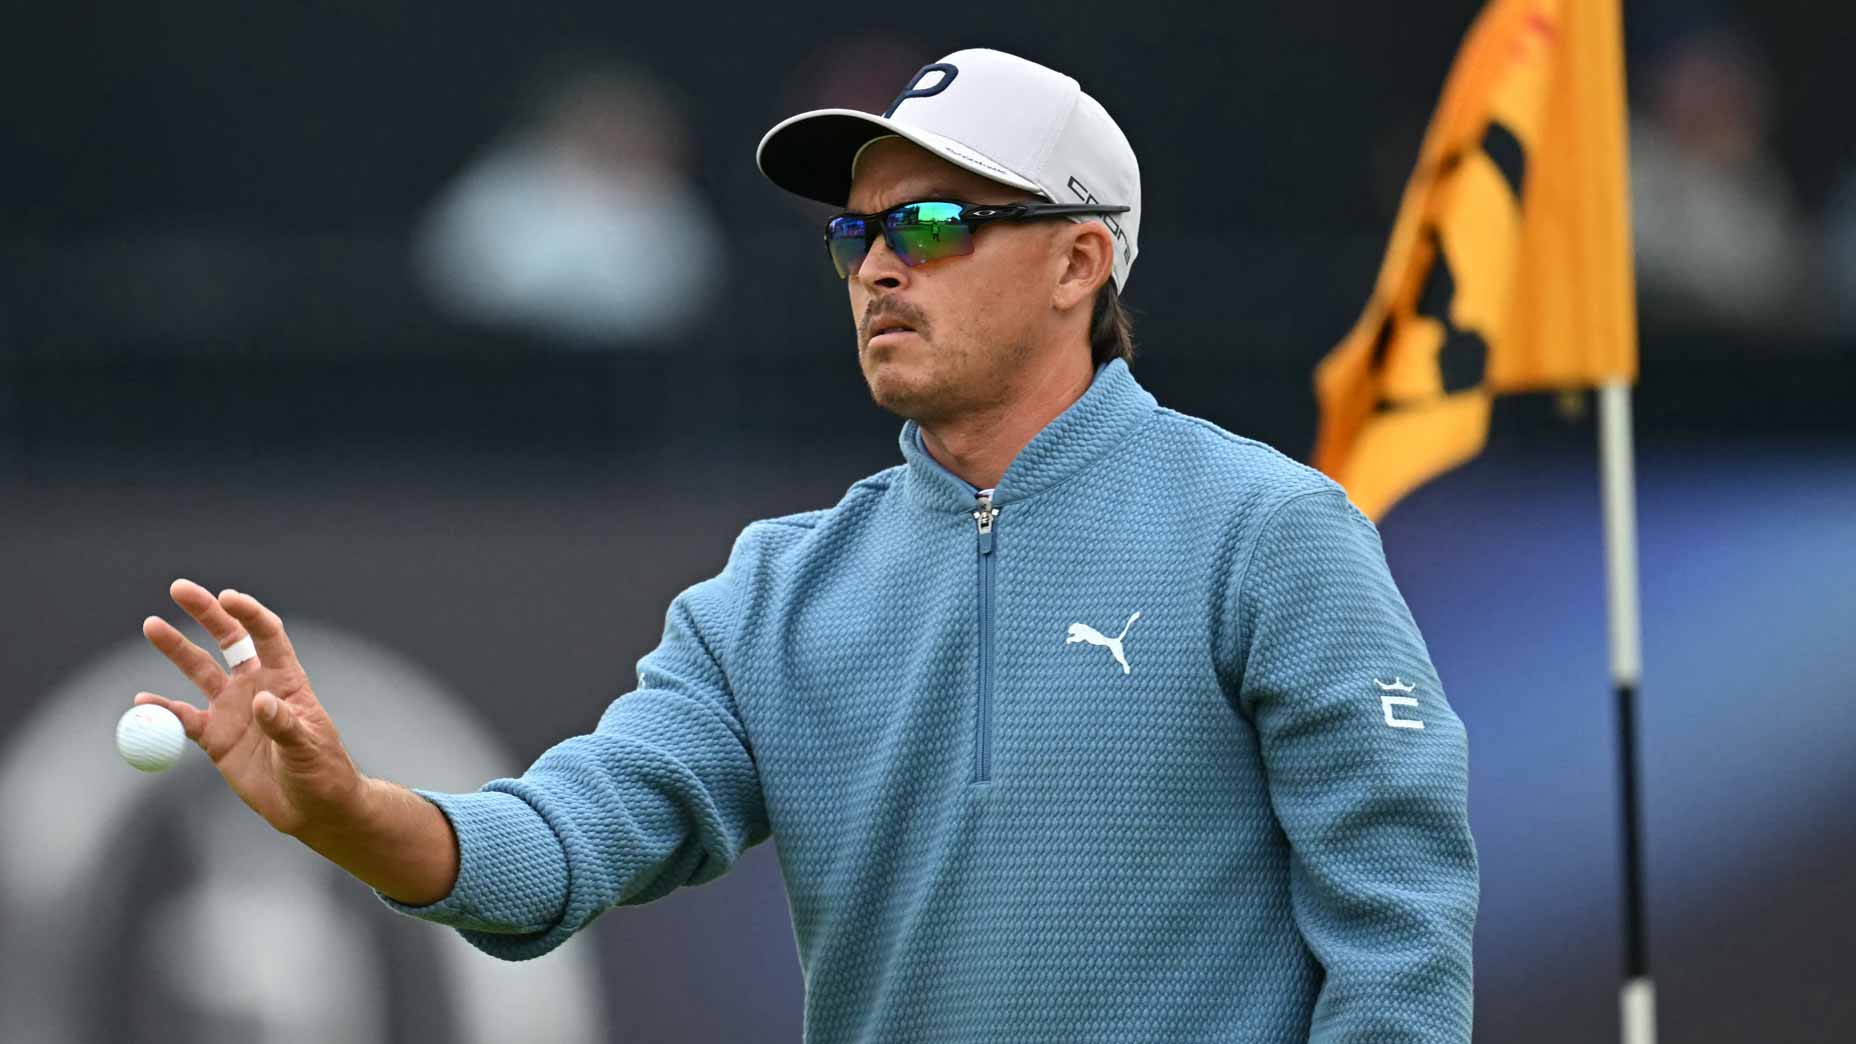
[884,63,960,118]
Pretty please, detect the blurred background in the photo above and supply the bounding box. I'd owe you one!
[3,1,1851,1041]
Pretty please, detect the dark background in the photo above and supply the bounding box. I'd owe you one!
[3,1,1852,1041]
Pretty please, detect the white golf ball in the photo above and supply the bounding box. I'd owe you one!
[117,704,187,773]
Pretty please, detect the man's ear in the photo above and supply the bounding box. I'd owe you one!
[1052,221,1115,312]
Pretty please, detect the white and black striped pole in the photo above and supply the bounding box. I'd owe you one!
[1598,379,1655,1044]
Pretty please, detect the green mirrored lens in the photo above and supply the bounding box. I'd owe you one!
[827,216,871,279]
[885,202,971,266]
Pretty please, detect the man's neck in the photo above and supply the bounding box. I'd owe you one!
[918,353,1095,491]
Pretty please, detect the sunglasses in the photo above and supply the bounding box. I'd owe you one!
[824,199,1132,279]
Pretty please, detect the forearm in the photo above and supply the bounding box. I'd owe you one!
[299,776,459,906]
[1295,796,1478,1042]
[364,543,770,960]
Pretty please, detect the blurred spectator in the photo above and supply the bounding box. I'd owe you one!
[1629,27,1813,332]
[415,65,722,347]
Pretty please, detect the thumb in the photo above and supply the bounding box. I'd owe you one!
[253,691,307,748]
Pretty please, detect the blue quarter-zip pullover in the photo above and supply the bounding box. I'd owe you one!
[382,359,1479,1042]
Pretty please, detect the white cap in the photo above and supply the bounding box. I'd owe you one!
[757,48,1142,290]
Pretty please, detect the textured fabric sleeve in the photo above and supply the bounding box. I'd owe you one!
[375,525,774,961]
[1234,489,1479,1042]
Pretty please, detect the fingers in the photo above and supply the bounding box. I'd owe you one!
[134,691,207,742]
[252,691,306,749]
[142,615,228,699]
[218,589,301,673]
[169,578,258,673]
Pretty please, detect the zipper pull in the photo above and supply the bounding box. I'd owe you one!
[972,492,999,555]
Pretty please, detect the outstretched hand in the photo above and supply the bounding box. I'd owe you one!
[138,579,365,840]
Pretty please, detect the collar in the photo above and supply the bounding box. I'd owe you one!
[897,359,1157,513]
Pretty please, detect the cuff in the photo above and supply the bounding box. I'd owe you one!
[374,787,569,935]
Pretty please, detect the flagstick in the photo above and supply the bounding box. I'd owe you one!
[1598,379,1655,1044]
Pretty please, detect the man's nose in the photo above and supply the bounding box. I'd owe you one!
[855,231,909,291]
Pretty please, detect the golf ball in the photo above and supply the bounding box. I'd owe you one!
[117,704,186,772]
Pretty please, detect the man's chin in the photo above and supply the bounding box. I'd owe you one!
[862,363,945,423]
[865,381,929,422]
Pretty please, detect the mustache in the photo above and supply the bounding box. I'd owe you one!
[860,299,931,343]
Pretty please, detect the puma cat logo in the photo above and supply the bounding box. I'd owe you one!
[1066,612,1142,675]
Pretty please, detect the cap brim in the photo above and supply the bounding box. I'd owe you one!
[756,108,1043,207]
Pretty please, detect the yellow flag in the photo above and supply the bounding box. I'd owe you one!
[1312,0,1638,520]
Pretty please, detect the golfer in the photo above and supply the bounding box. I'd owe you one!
[137,49,1477,1042]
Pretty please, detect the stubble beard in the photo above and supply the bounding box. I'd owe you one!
[862,334,1026,427]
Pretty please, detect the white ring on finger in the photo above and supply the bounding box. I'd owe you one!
[221,635,257,669]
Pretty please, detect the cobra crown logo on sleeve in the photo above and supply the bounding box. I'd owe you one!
[1375,677,1424,729]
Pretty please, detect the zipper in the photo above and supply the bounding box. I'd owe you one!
[972,491,1000,783]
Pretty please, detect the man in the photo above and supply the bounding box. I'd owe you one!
[137,49,1477,1042]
